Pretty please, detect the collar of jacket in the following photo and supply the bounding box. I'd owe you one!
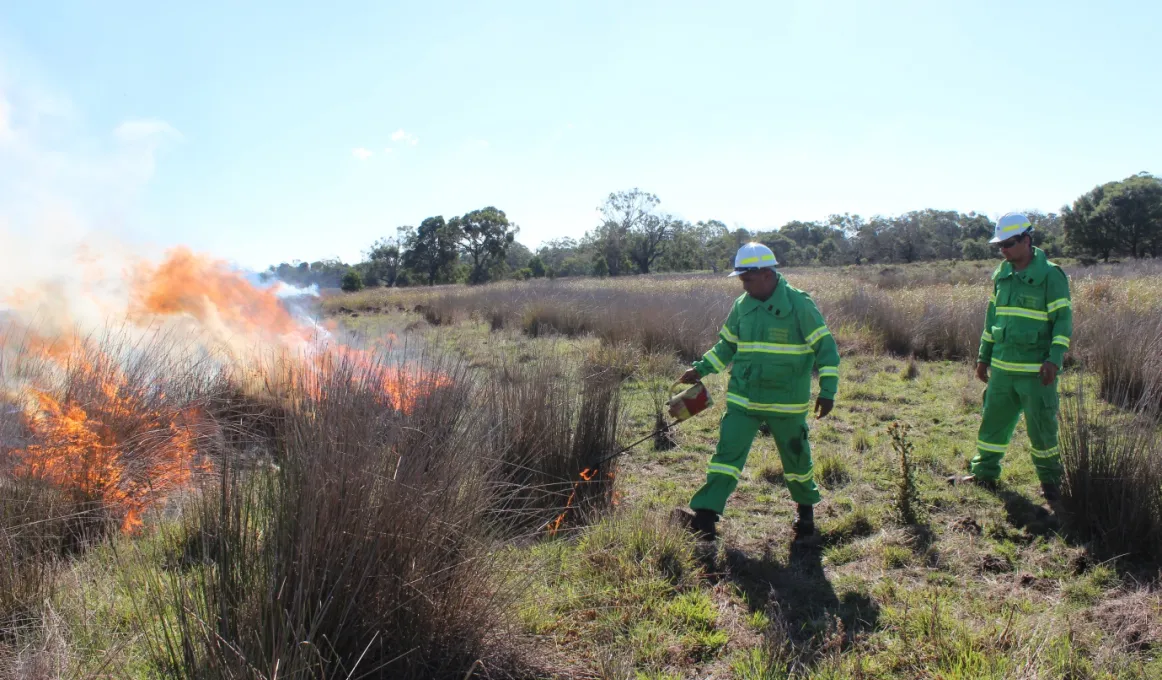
[994,247,1050,286]
[739,276,793,318]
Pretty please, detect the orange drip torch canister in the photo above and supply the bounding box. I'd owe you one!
[667,381,713,422]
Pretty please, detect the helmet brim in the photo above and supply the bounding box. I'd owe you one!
[728,266,774,277]
[990,228,1031,244]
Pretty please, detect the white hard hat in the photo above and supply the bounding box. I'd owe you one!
[728,242,778,277]
[990,212,1033,244]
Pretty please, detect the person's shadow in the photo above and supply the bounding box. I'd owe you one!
[716,540,880,645]
[986,485,1063,539]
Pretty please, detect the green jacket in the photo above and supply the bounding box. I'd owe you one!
[977,247,1073,373]
[693,277,840,415]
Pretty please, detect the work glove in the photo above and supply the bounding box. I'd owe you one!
[1039,361,1058,386]
[814,397,834,419]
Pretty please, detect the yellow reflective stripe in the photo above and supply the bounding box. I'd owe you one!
[1046,298,1071,313]
[999,221,1030,234]
[804,325,831,345]
[784,469,815,483]
[760,254,776,263]
[990,359,1041,373]
[996,307,1049,322]
[817,367,839,379]
[1052,336,1070,348]
[737,342,813,355]
[981,331,994,343]
[976,440,1008,454]
[726,393,750,410]
[726,393,810,414]
[720,326,739,344]
[707,462,741,480]
[704,349,726,372]
[1031,446,1059,459]
[739,256,759,265]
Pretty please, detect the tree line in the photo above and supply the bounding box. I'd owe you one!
[263,172,1160,290]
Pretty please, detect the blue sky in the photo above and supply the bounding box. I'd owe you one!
[1,0,1158,270]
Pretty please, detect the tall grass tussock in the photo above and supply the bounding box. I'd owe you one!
[1,326,628,678]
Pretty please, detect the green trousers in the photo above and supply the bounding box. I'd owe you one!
[690,407,821,515]
[972,369,1062,484]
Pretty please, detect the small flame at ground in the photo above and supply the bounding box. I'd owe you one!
[545,467,610,537]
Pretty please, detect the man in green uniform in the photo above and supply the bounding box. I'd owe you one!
[674,242,840,543]
[953,212,1073,501]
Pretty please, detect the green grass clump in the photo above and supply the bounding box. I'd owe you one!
[823,505,880,546]
[517,512,733,671]
[816,452,852,488]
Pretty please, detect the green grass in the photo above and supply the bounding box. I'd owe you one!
[470,322,1159,677]
[22,299,1161,679]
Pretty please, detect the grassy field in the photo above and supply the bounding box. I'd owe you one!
[2,260,1161,679]
[337,287,1162,678]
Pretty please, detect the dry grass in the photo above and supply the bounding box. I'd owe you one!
[1058,369,1162,563]
[133,344,627,679]
[327,263,1162,400]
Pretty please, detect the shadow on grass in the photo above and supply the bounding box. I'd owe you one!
[719,541,880,644]
[990,487,1062,539]
[986,485,1162,579]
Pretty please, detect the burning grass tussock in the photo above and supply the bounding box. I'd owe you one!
[483,353,624,537]
[132,343,628,679]
[0,244,634,677]
[1,329,218,539]
[146,350,523,679]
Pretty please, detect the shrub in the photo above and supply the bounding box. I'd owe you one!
[340,270,364,292]
[888,421,923,525]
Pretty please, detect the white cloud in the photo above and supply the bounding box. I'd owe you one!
[381,147,393,154]
[352,147,373,160]
[390,129,418,146]
[114,118,181,144]
[0,67,178,235]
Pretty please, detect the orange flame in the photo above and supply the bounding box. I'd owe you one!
[128,247,304,340]
[9,351,208,533]
[306,344,450,414]
[545,467,602,537]
[3,246,446,533]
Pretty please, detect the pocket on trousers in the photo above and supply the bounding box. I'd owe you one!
[1040,389,1059,414]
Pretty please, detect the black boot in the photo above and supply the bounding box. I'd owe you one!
[792,504,817,543]
[1041,482,1060,502]
[672,507,719,542]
